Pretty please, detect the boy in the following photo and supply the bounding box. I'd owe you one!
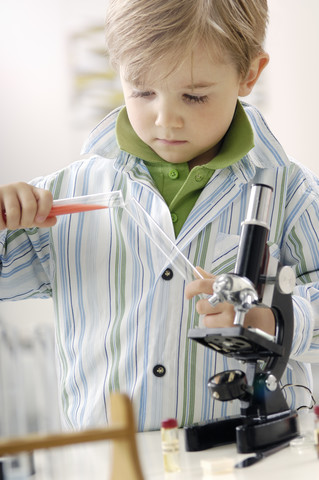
[0,0,318,432]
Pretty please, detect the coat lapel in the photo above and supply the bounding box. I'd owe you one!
[176,165,250,252]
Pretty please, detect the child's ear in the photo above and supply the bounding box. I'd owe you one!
[238,52,269,97]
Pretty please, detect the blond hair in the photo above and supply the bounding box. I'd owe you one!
[105,0,268,83]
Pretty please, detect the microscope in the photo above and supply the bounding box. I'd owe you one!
[184,168,300,454]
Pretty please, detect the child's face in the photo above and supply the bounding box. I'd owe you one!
[120,45,247,167]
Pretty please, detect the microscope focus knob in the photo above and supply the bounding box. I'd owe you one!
[208,370,253,402]
[277,266,296,295]
[265,374,278,392]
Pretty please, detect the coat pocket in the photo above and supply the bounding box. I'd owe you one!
[210,233,280,276]
[210,233,240,275]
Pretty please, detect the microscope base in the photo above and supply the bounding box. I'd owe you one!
[184,416,242,451]
[236,410,299,452]
[184,410,299,453]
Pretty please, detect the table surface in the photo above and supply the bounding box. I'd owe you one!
[4,427,318,479]
[137,430,319,479]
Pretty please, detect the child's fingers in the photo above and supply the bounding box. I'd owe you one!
[1,184,25,230]
[17,184,44,228]
[202,307,236,328]
[186,267,215,299]
[31,186,54,224]
[0,183,55,230]
[201,304,275,335]
[185,277,215,299]
[194,266,213,279]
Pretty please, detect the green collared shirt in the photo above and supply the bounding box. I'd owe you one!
[116,101,254,236]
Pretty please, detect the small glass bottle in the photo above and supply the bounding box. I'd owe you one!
[161,418,181,472]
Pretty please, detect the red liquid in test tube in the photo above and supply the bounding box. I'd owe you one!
[48,203,108,217]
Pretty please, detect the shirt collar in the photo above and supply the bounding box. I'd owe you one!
[116,100,254,170]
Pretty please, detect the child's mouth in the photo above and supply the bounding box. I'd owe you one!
[156,138,187,145]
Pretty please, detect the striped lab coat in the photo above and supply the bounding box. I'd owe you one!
[1,102,319,431]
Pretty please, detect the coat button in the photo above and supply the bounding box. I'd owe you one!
[162,268,174,280]
[153,364,166,377]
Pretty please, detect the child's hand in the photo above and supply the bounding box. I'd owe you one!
[186,267,275,336]
[0,183,57,231]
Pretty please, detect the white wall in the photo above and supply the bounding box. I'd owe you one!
[1,1,319,396]
[265,0,319,173]
[0,0,70,183]
[0,0,109,185]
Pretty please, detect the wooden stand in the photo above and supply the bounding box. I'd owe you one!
[0,393,144,480]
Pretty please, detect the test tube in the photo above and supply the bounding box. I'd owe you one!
[48,190,203,284]
[124,198,204,284]
[48,191,124,217]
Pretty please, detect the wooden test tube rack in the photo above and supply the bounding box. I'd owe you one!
[0,393,144,480]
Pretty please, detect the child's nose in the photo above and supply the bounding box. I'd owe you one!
[155,102,183,129]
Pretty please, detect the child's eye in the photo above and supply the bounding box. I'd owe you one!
[183,94,208,104]
[131,90,155,99]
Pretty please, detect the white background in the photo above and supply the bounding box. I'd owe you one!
[1,0,318,396]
